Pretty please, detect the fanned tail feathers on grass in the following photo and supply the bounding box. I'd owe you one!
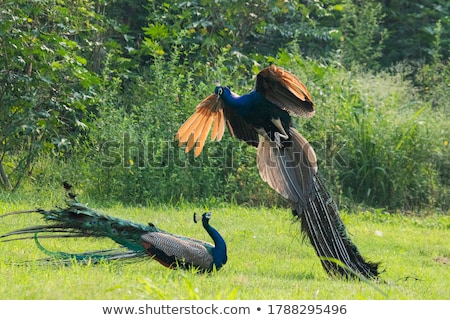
[0,201,156,263]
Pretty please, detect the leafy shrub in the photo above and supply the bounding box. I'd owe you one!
[3,0,449,213]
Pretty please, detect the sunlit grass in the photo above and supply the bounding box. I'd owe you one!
[1,196,449,300]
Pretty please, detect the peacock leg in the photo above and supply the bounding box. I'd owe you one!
[271,118,289,147]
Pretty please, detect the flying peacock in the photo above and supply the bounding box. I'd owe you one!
[175,64,379,279]
[1,200,227,272]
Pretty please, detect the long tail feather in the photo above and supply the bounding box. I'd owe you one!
[1,201,158,261]
[297,174,380,278]
[257,129,379,279]
[32,233,145,262]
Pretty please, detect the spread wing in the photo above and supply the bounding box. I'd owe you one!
[255,65,314,118]
[175,92,258,157]
[175,94,225,157]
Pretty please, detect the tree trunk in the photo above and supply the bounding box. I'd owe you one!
[0,159,12,190]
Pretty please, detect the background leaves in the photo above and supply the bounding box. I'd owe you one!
[0,0,448,212]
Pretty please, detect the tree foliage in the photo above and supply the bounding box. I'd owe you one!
[0,0,106,190]
[1,0,448,211]
[380,0,450,66]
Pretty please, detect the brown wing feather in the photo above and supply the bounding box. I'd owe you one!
[255,64,315,118]
[175,101,213,142]
[189,108,212,153]
[196,112,214,157]
[175,95,226,157]
[215,107,225,141]
[184,109,209,152]
[211,107,222,141]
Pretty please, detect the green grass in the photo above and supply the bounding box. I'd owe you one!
[0,197,449,300]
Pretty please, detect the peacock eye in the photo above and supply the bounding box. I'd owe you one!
[217,87,223,96]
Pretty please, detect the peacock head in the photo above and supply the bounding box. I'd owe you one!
[202,211,212,222]
[193,211,212,224]
[214,86,229,97]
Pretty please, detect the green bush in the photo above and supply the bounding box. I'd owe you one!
[291,60,448,211]
[25,49,449,213]
[3,0,449,213]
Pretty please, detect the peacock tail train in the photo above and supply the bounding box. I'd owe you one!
[298,173,380,278]
[1,200,227,272]
[257,128,379,279]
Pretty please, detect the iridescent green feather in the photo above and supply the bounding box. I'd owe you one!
[1,200,223,272]
[38,201,157,253]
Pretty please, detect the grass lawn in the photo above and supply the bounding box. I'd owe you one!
[0,197,449,300]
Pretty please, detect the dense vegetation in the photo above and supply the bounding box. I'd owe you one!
[1,0,449,212]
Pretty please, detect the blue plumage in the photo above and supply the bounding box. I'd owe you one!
[216,86,292,146]
[199,212,227,270]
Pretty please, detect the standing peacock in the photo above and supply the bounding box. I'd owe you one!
[1,201,227,272]
[175,64,379,279]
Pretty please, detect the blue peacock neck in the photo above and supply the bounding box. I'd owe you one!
[217,87,262,116]
[202,216,227,270]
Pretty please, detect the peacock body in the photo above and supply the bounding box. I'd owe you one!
[175,64,379,279]
[1,201,227,272]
